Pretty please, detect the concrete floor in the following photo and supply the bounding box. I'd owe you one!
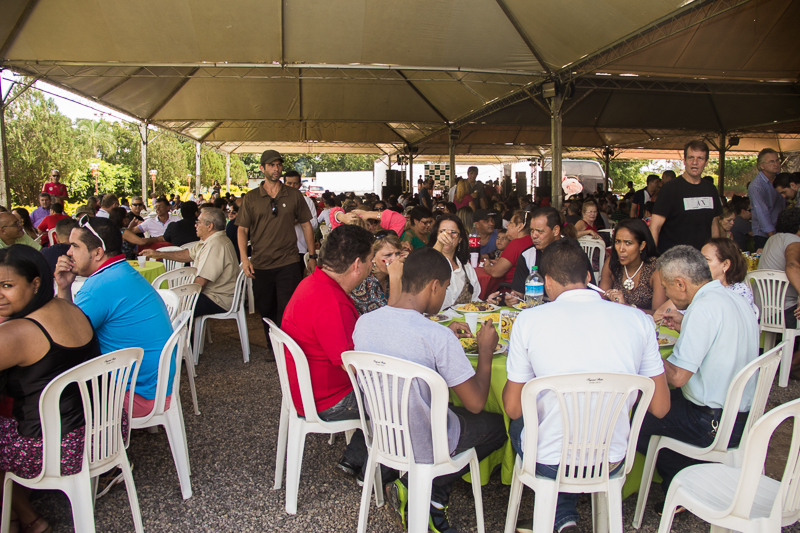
[28,314,800,532]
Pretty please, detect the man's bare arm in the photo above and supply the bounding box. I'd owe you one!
[141,248,192,262]
[649,214,666,246]
[785,243,800,296]
[664,360,693,388]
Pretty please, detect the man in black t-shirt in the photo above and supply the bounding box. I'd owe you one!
[630,174,661,219]
[650,140,722,254]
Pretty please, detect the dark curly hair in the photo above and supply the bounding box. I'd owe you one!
[319,224,375,274]
[609,218,658,279]
[0,244,54,319]
[427,214,470,265]
[776,208,800,235]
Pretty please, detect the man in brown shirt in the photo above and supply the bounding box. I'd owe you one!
[236,150,316,343]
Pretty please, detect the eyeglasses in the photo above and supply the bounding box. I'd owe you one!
[131,203,144,207]
[79,216,106,251]
[439,229,460,236]
[375,206,386,211]
[0,221,21,229]
[271,200,278,217]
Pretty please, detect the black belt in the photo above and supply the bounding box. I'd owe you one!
[691,403,749,423]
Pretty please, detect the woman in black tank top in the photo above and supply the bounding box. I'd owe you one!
[0,245,99,533]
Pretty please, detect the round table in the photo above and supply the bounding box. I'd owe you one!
[128,260,166,286]
[474,266,501,300]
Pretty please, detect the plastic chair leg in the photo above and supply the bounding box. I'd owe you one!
[237,310,250,363]
[64,475,97,533]
[328,433,336,445]
[407,470,434,533]
[356,452,379,533]
[1,475,14,533]
[193,318,205,365]
[592,492,609,533]
[163,409,193,500]
[633,435,662,529]
[284,419,307,514]
[602,486,624,533]
[708,525,734,533]
[778,330,797,387]
[503,471,525,533]
[469,456,485,533]
[246,277,255,314]
[345,429,354,444]
[183,348,200,415]
[273,401,289,490]
[120,458,145,533]
[531,483,558,533]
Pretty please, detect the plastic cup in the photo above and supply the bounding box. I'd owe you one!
[470,252,479,268]
[137,256,146,269]
[465,312,479,335]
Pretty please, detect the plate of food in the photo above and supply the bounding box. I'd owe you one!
[657,334,677,348]
[513,301,534,311]
[425,313,451,323]
[453,302,500,313]
[459,338,507,355]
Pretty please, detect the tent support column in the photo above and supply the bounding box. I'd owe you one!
[449,128,458,187]
[602,147,613,193]
[139,122,149,208]
[718,132,726,198]
[195,142,201,196]
[408,149,414,194]
[0,98,9,210]
[226,152,231,194]
[549,92,564,210]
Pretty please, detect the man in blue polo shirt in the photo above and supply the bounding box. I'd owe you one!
[54,216,174,417]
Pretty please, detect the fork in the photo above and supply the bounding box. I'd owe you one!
[656,308,670,343]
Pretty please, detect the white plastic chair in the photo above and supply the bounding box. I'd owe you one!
[157,289,181,321]
[169,283,202,416]
[579,236,606,284]
[180,241,200,251]
[47,228,57,246]
[154,246,185,272]
[342,350,485,533]
[264,319,360,515]
[194,269,249,365]
[245,276,255,314]
[504,372,655,533]
[1,348,145,533]
[152,266,197,290]
[130,311,193,500]
[70,276,88,300]
[746,270,798,387]
[658,397,800,533]
[633,342,784,528]
[319,223,331,240]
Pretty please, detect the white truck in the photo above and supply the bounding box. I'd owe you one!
[313,171,374,195]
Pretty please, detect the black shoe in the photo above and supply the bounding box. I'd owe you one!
[335,458,359,478]
[429,504,457,533]
[557,524,581,533]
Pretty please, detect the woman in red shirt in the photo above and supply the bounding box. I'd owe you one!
[483,210,533,284]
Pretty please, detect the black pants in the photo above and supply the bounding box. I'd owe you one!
[754,235,769,251]
[252,262,303,341]
[193,292,226,317]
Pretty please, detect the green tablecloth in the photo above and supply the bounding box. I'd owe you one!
[128,260,166,287]
[443,310,678,496]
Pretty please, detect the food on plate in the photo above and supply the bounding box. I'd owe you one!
[514,301,532,310]
[658,338,672,345]
[425,313,449,322]
[483,313,501,323]
[459,338,503,354]
[455,302,497,312]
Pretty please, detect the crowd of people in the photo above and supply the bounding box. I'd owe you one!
[0,141,799,533]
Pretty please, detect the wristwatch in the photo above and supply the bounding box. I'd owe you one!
[308,253,318,259]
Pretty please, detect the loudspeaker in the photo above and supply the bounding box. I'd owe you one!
[539,171,552,191]
[386,170,403,188]
[382,185,402,200]
[515,172,527,195]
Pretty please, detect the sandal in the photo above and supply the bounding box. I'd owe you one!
[22,516,51,533]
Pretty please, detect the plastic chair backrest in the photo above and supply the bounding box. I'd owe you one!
[37,348,144,483]
[47,228,57,246]
[135,312,189,424]
[707,342,784,454]
[341,351,453,467]
[180,241,200,250]
[746,270,790,331]
[170,283,201,334]
[320,224,331,238]
[723,397,800,523]
[152,266,197,290]
[157,289,181,320]
[578,237,605,273]
[520,372,655,485]
[229,268,247,314]
[264,319,326,425]
[156,246,185,272]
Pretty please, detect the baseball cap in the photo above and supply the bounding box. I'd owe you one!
[473,209,496,222]
[260,149,284,166]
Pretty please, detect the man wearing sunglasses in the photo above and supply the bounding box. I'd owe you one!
[127,196,147,229]
[236,150,316,349]
[132,197,179,238]
[54,217,174,418]
[42,169,68,203]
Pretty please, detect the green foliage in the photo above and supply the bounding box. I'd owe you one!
[5,82,82,205]
[606,159,651,192]
[283,154,375,177]
[76,119,115,159]
[703,157,757,195]
[66,159,135,199]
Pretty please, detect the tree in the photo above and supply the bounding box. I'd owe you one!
[67,159,135,200]
[76,119,116,159]
[4,82,81,205]
[607,159,650,192]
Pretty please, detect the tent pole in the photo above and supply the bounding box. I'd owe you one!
[449,129,457,187]
[226,152,231,194]
[408,148,414,195]
[549,92,564,210]
[0,98,9,210]
[718,132,726,198]
[139,122,148,208]
[603,148,611,191]
[195,142,201,197]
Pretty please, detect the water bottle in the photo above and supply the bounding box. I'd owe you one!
[524,266,544,306]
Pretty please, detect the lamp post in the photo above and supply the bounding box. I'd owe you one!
[149,169,157,196]
[90,162,100,195]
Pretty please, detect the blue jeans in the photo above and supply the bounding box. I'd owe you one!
[509,417,623,531]
[636,388,747,492]
[318,391,368,468]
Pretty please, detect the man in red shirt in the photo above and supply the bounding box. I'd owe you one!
[281,224,376,479]
[42,169,68,203]
[36,202,70,247]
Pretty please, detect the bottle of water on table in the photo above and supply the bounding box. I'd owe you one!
[525,266,544,306]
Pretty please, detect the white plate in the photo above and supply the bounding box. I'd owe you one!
[461,339,508,356]
[425,309,460,322]
[657,334,677,348]
[453,303,500,313]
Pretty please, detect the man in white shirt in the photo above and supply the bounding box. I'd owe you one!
[284,171,318,269]
[95,194,119,218]
[637,245,758,499]
[133,197,180,238]
[503,239,670,533]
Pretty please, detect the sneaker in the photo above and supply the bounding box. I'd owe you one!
[334,458,359,478]
[385,479,408,530]
[95,466,126,498]
[515,517,533,533]
[429,504,457,533]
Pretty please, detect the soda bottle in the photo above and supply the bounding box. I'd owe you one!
[524,266,544,306]
[468,227,480,254]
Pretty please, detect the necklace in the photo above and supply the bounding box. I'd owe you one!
[623,260,644,291]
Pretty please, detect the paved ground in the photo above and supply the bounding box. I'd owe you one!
[28,314,800,532]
